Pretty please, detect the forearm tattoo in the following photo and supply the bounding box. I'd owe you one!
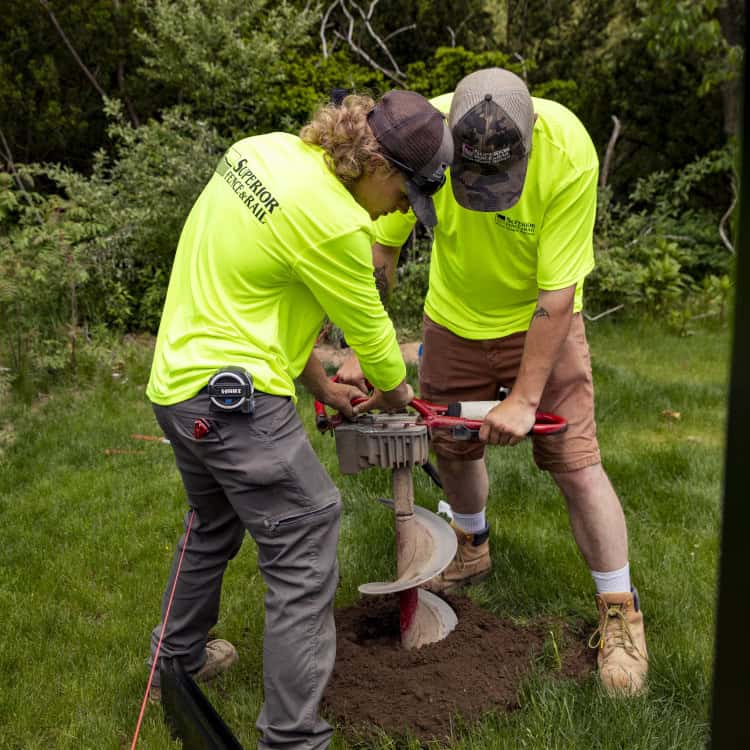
[374,264,389,304]
[532,306,550,320]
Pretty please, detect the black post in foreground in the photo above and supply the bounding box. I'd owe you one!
[159,659,244,750]
[710,7,750,746]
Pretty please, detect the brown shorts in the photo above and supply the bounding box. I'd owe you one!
[419,313,601,473]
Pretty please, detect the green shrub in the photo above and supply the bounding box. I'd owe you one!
[0,103,225,390]
[0,172,97,387]
[135,0,317,135]
[259,50,387,132]
[588,145,735,325]
[404,47,518,98]
[84,103,225,330]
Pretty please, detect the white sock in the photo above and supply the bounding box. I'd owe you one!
[452,510,487,534]
[591,563,631,594]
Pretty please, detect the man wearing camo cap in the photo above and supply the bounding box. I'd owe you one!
[339,68,648,696]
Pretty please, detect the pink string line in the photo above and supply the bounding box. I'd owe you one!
[130,508,196,750]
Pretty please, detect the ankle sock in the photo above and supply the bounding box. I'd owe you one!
[591,563,631,594]
[452,510,487,534]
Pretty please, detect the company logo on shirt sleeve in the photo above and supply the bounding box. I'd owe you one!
[495,213,536,235]
[216,148,280,224]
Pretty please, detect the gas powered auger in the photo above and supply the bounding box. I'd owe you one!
[314,393,567,649]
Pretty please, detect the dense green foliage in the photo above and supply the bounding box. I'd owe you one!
[0,104,224,387]
[0,0,744,389]
[0,0,152,168]
[590,146,735,330]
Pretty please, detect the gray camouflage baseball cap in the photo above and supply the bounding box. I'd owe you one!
[449,68,535,211]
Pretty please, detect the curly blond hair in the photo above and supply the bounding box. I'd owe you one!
[300,94,390,189]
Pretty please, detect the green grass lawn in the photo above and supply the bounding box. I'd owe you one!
[0,318,729,749]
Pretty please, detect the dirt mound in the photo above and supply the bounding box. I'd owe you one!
[323,595,595,745]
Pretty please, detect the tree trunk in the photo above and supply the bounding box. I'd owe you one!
[718,0,742,137]
[113,0,140,127]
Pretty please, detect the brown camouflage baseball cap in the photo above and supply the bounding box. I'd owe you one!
[369,90,453,228]
[449,68,535,212]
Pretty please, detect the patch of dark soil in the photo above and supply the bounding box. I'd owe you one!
[323,595,595,745]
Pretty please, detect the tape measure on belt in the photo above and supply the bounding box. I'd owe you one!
[206,367,255,414]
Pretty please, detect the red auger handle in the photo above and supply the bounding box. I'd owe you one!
[408,397,449,418]
[408,397,567,438]
[428,411,567,440]
[530,411,568,435]
[314,384,567,437]
[314,399,330,431]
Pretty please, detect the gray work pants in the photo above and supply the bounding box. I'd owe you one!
[150,391,341,750]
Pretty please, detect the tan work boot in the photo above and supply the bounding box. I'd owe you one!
[589,589,648,696]
[423,524,491,595]
[149,638,239,704]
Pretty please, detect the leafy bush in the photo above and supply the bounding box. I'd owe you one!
[259,50,387,132]
[0,170,97,385]
[136,0,317,136]
[0,104,224,389]
[82,102,225,329]
[588,145,735,327]
[404,47,518,98]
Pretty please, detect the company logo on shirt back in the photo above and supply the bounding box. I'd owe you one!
[216,147,280,224]
[495,213,536,235]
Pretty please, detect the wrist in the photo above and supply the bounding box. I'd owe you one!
[508,387,540,411]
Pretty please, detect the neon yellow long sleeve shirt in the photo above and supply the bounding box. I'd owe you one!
[147,133,405,405]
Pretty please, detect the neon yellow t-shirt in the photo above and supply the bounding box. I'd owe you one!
[374,94,598,340]
[147,132,405,405]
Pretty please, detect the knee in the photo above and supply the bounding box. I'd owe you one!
[437,456,483,482]
[551,463,604,500]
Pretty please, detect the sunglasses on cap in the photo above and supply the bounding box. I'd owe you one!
[381,153,447,197]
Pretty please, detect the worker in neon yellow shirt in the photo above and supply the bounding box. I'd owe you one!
[144,91,453,749]
[339,69,648,696]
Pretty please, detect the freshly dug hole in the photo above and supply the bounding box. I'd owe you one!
[323,594,595,744]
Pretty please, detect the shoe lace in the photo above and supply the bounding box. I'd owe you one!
[588,603,643,657]
[447,524,470,572]
[453,540,468,571]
